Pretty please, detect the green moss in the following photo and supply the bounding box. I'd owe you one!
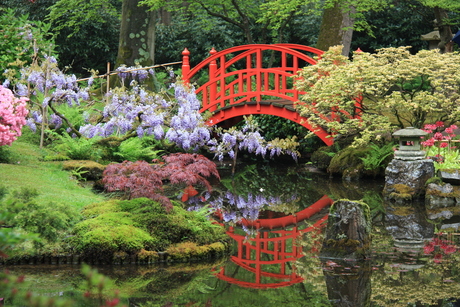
[310,146,335,169]
[426,176,443,185]
[328,147,369,174]
[69,198,228,260]
[392,206,415,216]
[393,184,415,194]
[389,192,412,200]
[166,241,227,262]
[81,200,122,217]
[70,211,157,255]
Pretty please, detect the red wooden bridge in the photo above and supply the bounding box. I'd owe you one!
[181,44,334,146]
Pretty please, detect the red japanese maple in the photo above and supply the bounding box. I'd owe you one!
[102,153,220,210]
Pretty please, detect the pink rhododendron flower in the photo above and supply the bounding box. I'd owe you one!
[434,132,444,141]
[440,142,448,148]
[422,138,435,147]
[436,121,444,128]
[0,85,29,146]
[424,124,437,132]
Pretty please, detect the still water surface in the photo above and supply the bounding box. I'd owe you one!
[4,164,460,306]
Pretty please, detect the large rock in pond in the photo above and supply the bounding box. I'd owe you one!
[384,159,434,204]
[321,200,371,260]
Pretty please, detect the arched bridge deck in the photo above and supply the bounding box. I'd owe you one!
[181,44,334,145]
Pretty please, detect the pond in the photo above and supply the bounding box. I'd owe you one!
[3,163,460,307]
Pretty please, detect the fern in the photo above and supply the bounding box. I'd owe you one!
[360,143,395,171]
[52,132,102,160]
[113,137,164,162]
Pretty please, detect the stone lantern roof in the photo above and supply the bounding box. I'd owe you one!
[393,127,427,160]
[392,127,427,138]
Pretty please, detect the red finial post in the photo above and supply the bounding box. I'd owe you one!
[182,48,190,84]
[209,48,217,110]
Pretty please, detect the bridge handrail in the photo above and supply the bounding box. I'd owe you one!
[182,44,323,83]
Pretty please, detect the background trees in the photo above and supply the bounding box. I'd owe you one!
[3,0,457,76]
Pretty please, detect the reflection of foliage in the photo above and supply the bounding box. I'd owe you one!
[371,256,460,306]
[295,229,330,305]
[220,164,323,206]
[361,191,385,220]
[424,235,457,263]
[370,229,460,306]
[209,191,298,228]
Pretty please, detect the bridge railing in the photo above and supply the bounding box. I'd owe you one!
[182,44,323,113]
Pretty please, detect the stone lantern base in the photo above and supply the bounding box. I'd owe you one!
[393,150,426,161]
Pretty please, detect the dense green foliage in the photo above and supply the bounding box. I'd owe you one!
[0,187,81,249]
[0,8,55,81]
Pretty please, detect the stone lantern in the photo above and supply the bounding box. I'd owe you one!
[393,127,427,160]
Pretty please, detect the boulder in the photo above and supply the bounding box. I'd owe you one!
[384,159,435,203]
[321,200,372,260]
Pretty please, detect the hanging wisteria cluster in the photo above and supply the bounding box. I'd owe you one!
[79,84,171,139]
[79,82,211,151]
[165,83,211,151]
[208,116,300,161]
[4,55,91,135]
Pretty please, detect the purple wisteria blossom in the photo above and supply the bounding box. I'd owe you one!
[208,116,299,162]
[165,84,210,151]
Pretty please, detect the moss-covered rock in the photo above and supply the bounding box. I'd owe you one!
[62,160,106,180]
[310,146,336,170]
[67,198,228,262]
[328,147,369,178]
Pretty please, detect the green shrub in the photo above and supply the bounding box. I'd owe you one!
[0,187,81,246]
[328,146,370,175]
[0,8,56,82]
[360,143,394,171]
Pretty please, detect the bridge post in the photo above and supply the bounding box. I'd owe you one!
[182,48,190,84]
[209,48,217,111]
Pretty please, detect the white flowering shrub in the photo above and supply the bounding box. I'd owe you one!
[296,46,460,147]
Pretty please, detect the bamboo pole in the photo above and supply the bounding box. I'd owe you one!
[76,61,182,82]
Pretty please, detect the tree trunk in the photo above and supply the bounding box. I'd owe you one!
[116,0,156,67]
[316,1,355,56]
[433,7,453,53]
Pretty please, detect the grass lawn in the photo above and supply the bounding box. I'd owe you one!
[1,140,106,210]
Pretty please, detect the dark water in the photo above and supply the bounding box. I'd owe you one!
[3,164,460,306]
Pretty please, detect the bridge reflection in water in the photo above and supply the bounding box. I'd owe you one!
[214,195,332,289]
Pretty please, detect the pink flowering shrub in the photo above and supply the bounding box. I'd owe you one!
[0,85,29,146]
[422,121,460,169]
